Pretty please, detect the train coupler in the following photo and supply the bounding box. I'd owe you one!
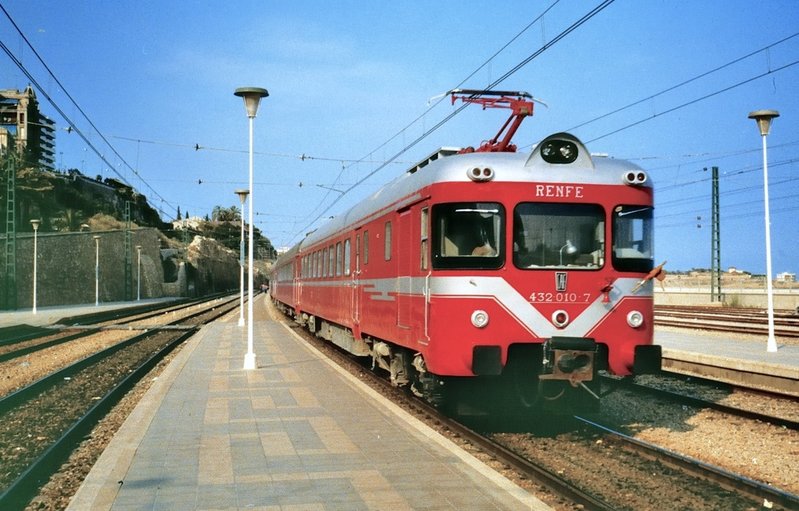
[539,337,596,386]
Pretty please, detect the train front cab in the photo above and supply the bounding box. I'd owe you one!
[423,182,662,415]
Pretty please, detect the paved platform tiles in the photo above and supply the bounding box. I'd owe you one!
[68,299,549,511]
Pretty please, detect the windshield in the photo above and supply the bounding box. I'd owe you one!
[432,202,504,269]
[612,205,654,272]
[513,203,605,269]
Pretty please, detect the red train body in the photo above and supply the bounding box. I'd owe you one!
[271,94,661,415]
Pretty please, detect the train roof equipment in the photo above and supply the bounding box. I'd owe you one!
[449,89,537,153]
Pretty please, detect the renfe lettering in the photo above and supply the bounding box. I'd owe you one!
[535,184,585,198]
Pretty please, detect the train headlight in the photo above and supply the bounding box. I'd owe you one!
[540,140,579,164]
[627,310,645,328]
[471,310,489,328]
[551,310,569,328]
[467,167,495,182]
[623,171,648,186]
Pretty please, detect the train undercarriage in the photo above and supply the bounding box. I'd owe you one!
[276,301,607,419]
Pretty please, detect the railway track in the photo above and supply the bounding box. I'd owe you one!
[601,373,799,431]
[289,318,614,510]
[0,294,241,511]
[653,304,799,398]
[0,295,225,365]
[278,303,799,510]
[654,304,799,338]
[0,298,194,344]
[572,416,799,510]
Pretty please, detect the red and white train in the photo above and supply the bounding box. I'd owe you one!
[270,90,661,416]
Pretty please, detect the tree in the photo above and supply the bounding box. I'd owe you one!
[177,206,182,220]
[211,205,241,222]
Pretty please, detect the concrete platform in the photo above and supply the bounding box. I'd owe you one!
[656,329,799,374]
[67,296,549,511]
[656,329,799,396]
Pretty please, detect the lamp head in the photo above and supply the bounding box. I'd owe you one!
[748,109,780,136]
[30,219,40,231]
[234,189,250,203]
[234,87,269,118]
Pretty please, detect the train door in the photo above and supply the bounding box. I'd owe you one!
[358,228,370,329]
[353,229,362,326]
[420,204,431,342]
[293,256,301,311]
[397,208,412,328]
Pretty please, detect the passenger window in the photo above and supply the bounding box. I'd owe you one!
[336,242,342,276]
[344,239,351,275]
[432,202,504,269]
[421,207,429,271]
[384,222,392,261]
[356,234,361,273]
[364,231,369,265]
[311,252,316,279]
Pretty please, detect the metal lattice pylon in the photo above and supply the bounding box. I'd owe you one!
[711,166,722,302]
[3,153,17,309]
[124,200,132,300]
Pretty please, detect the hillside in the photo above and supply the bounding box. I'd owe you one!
[6,165,275,257]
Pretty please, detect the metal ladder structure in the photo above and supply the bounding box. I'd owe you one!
[124,200,132,300]
[3,153,16,309]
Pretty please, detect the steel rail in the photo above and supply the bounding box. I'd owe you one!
[654,305,799,337]
[0,325,55,345]
[287,307,617,511]
[654,318,799,338]
[434,412,617,511]
[0,296,241,510]
[0,293,238,365]
[574,416,799,510]
[0,329,196,510]
[600,374,799,431]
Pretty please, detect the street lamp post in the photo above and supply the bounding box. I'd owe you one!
[235,189,250,327]
[234,86,269,370]
[30,219,40,314]
[93,235,101,307]
[136,245,142,301]
[748,109,780,353]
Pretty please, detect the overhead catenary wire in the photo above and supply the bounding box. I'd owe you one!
[567,32,799,134]
[288,0,617,244]
[112,135,411,166]
[293,0,565,230]
[585,58,799,145]
[0,3,179,218]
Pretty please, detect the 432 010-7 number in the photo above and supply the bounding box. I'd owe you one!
[529,292,591,303]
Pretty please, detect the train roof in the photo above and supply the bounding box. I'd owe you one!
[300,132,648,249]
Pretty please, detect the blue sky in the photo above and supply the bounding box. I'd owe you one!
[2,0,798,274]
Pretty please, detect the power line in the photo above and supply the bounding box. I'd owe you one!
[585,58,799,144]
[288,0,616,244]
[111,135,411,165]
[567,32,799,134]
[297,0,565,228]
[0,3,178,217]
